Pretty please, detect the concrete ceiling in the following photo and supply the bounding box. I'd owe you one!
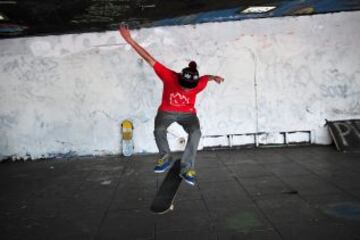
[0,0,360,38]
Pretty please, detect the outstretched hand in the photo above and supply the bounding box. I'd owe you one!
[213,76,224,84]
[119,24,132,43]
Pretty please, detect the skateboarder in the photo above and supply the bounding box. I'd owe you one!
[119,25,224,186]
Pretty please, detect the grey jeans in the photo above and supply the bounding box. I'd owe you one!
[154,111,202,171]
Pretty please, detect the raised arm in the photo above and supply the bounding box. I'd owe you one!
[119,25,156,67]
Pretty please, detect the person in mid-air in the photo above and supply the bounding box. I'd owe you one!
[119,25,224,186]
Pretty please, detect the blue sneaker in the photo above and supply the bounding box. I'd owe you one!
[153,155,171,173]
[180,169,196,186]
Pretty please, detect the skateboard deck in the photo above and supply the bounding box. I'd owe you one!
[121,120,134,156]
[150,159,182,214]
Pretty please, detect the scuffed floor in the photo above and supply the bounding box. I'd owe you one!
[1,145,360,240]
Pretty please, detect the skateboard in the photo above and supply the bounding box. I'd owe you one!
[150,159,182,214]
[121,119,134,156]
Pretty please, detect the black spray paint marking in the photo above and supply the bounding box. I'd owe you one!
[332,121,360,147]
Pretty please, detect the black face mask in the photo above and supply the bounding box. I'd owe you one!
[179,69,199,89]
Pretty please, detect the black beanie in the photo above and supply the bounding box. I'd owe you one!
[179,61,199,89]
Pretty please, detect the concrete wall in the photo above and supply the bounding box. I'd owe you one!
[1,11,359,160]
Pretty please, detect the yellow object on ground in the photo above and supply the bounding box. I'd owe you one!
[121,120,133,140]
[121,119,134,157]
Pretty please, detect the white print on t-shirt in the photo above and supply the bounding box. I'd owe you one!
[170,92,190,107]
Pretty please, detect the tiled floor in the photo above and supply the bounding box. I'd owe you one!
[1,145,360,240]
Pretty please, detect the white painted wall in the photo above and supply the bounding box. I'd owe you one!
[1,11,360,160]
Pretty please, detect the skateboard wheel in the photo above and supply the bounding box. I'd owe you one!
[170,204,174,210]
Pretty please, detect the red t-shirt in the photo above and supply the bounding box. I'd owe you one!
[153,62,209,114]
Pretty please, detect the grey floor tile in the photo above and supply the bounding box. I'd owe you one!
[198,166,235,183]
[97,208,155,240]
[217,229,282,240]
[238,175,290,198]
[230,164,272,178]
[277,223,360,240]
[196,156,224,169]
[155,200,212,233]
[156,230,217,240]
[205,199,272,233]
[205,198,255,210]
[247,149,292,165]
[198,180,249,200]
[351,189,360,199]
[262,162,313,177]
[329,173,360,191]
[121,168,157,188]
[57,207,105,237]
[219,151,257,166]
[198,150,221,160]
[1,208,101,240]
[110,184,156,210]
[303,193,359,207]
[318,201,360,223]
[255,195,328,225]
[279,175,343,196]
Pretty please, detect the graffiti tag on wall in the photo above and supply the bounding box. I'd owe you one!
[327,119,360,152]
